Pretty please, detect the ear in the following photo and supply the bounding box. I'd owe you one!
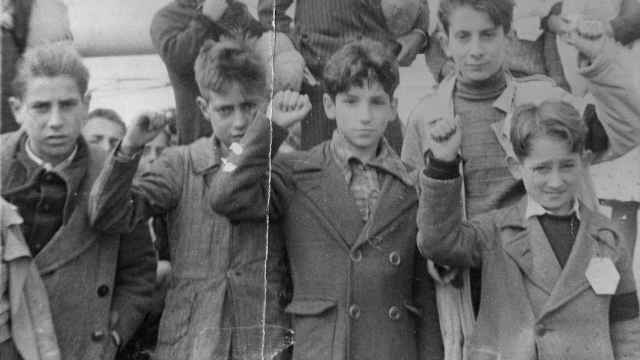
[581,150,595,166]
[438,32,452,58]
[323,93,336,120]
[506,155,523,180]
[8,97,24,125]
[196,96,210,120]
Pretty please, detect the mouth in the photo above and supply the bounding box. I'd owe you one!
[45,135,70,144]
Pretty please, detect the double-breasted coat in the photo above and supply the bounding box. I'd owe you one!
[418,174,639,360]
[1,131,156,360]
[210,117,444,360]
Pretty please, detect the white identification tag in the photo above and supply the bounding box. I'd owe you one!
[585,257,620,295]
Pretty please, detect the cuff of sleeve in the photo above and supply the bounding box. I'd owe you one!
[609,16,636,45]
[423,150,461,180]
[611,292,640,323]
[114,142,143,162]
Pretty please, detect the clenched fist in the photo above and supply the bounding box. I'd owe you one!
[121,111,170,155]
[270,90,312,129]
[426,115,462,162]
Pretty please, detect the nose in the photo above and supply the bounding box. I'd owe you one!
[99,140,112,153]
[547,169,564,188]
[47,106,65,129]
[232,109,250,130]
[357,103,373,124]
[469,36,484,59]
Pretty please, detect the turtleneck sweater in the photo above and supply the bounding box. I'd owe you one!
[454,70,525,219]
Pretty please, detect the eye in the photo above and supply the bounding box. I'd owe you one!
[481,30,497,40]
[142,146,151,156]
[31,102,51,114]
[560,162,576,170]
[216,106,234,117]
[239,102,257,113]
[533,165,551,174]
[60,99,79,111]
[455,32,470,41]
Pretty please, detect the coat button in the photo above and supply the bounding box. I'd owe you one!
[97,285,110,297]
[348,304,361,319]
[350,249,362,262]
[41,203,50,212]
[535,324,547,336]
[389,252,401,266]
[44,173,55,182]
[388,306,402,320]
[91,330,105,342]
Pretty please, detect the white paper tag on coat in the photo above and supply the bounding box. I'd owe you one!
[585,257,620,295]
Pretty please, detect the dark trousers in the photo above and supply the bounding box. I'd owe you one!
[0,339,23,360]
[299,80,404,154]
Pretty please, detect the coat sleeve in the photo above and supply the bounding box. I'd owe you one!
[257,0,294,33]
[111,222,157,345]
[417,172,496,268]
[150,3,227,76]
[413,251,444,360]
[209,114,295,222]
[573,40,640,163]
[88,145,184,234]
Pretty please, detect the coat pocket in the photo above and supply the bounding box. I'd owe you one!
[285,299,337,360]
[157,288,196,345]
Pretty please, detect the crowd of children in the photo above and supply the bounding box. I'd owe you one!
[1,0,640,359]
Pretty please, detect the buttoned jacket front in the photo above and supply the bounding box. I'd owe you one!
[210,120,443,360]
[89,137,290,360]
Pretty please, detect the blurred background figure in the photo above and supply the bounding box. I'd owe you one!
[83,108,127,152]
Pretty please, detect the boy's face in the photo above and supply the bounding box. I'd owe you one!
[10,75,89,163]
[197,82,264,148]
[509,137,585,215]
[323,83,397,156]
[442,5,507,82]
[82,117,125,152]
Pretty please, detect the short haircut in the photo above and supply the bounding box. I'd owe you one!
[323,38,399,99]
[439,0,514,34]
[12,42,89,100]
[87,108,126,134]
[510,100,587,159]
[194,38,266,99]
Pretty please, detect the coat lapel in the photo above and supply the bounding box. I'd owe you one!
[540,207,613,317]
[292,144,364,250]
[352,173,416,250]
[500,201,555,294]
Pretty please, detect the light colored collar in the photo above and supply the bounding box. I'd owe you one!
[25,139,77,171]
[525,195,581,220]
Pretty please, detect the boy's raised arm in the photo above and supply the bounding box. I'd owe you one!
[209,91,311,221]
[89,112,182,233]
[561,22,640,162]
[416,116,494,268]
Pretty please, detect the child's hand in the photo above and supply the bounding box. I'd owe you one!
[563,18,608,62]
[121,111,170,155]
[426,115,462,162]
[270,90,312,129]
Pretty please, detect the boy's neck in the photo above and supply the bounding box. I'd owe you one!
[456,69,507,100]
[332,131,380,163]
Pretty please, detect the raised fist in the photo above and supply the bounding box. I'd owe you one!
[426,115,462,162]
[270,90,312,129]
[121,111,170,154]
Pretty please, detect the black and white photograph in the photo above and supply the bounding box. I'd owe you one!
[1,0,639,359]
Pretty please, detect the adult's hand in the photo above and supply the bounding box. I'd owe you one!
[201,0,229,22]
[396,30,426,66]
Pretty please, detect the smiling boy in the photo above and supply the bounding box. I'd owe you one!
[209,39,443,360]
[418,100,640,360]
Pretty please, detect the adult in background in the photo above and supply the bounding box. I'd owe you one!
[82,108,127,152]
[150,0,263,145]
[257,0,431,151]
[2,42,156,360]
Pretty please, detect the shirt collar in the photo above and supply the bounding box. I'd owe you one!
[25,139,77,172]
[525,195,581,220]
[330,130,414,186]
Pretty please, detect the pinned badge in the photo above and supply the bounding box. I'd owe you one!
[585,257,620,295]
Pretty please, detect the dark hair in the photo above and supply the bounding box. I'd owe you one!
[510,100,587,159]
[323,38,399,99]
[12,42,89,100]
[87,108,126,133]
[439,0,514,34]
[194,38,266,99]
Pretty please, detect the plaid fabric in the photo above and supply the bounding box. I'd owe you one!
[330,130,410,222]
